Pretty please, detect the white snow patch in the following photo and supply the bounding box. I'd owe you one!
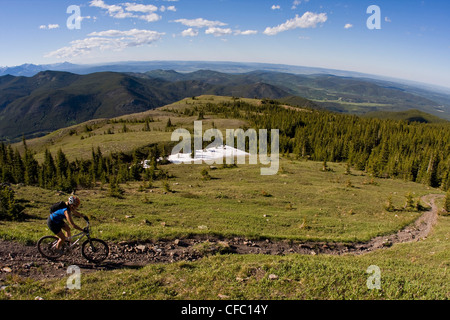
[168,145,250,164]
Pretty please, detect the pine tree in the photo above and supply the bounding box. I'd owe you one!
[143,119,151,132]
[109,176,124,198]
[322,160,329,172]
[41,149,56,189]
[56,149,69,179]
[117,162,129,183]
[444,191,450,213]
[0,145,14,183]
[0,186,24,221]
[23,148,39,185]
[442,170,450,192]
[404,193,415,211]
[12,148,25,184]
[166,118,173,129]
[384,196,395,212]
[345,161,351,175]
[425,153,440,188]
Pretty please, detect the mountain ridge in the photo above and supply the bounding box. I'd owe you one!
[1,67,449,142]
[0,70,292,141]
[2,60,450,93]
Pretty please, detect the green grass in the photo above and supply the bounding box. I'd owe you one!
[2,95,448,300]
[312,99,392,108]
[2,214,449,300]
[13,96,249,162]
[1,157,440,244]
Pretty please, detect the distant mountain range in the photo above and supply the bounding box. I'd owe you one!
[1,61,374,78]
[0,70,290,141]
[136,69,449,115]
[0,61,449,142]
[2,60,450,94]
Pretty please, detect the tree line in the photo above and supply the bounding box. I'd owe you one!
[191,99,450,191]
[1,99,449,194]
[0,140,172,195]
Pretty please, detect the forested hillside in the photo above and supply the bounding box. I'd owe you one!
[0,97,448,199]
[187,99,450,190]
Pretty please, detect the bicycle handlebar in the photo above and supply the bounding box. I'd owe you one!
[82,216,90,232]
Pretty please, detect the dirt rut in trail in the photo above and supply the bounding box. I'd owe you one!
[0,194,444,281]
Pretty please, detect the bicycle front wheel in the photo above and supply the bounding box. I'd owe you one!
[81,238,109,263]
[37,236,64,260]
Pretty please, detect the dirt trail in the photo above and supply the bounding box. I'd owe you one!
[0,194,444,281]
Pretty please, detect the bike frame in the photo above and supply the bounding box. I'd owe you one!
[66,229,88,249]
[40,219,108,263]
[51,221,90,250]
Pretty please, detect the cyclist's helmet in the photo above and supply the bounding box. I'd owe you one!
[68,196,80,207]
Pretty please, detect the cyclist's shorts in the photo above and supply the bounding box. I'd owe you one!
[47,216,64,235]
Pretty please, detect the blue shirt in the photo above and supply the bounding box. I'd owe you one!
[50,208,68,224]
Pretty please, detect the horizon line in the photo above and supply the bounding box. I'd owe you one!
[1,59,450,92]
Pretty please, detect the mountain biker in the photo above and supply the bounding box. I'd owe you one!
[47,196,88,251]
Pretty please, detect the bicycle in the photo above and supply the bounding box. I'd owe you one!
[37,218,109,264]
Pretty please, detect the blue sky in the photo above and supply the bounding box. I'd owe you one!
[0,0,449,88]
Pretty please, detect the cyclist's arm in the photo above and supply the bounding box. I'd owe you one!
[71,209,88,221]
[65,211,83,231]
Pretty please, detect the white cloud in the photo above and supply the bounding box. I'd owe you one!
[90,0,161,21]
[263,12,327,35]
[292,0,309,10]
[174,18,256,38]
[160,5,176,12]
[90,0,122,14]
[174,18,227,28]
[90,0,132,19]
[112,11,135,19]
[205,27,233,37]
[45,29,164,59]
[138,13,161,22]
[124,3,158,13]
[272,5,281,10]
[39,24,60,30]
[344,23,353,29]
[385,17,392,23]
[77,16,93,23]
[235,30,258,35]
[181,28,199,37]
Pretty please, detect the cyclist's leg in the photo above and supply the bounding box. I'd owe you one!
[48,217,65,249]
[61,223,71,245]
[55,230,66,250]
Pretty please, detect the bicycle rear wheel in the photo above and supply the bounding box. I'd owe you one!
[37,236,64,260]
[81,238,109,263]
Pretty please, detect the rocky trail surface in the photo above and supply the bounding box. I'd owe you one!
[0,194,444,282]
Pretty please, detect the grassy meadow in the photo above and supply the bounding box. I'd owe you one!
[1,156,449,300]
[0,157,439,244]
[13,96,249,162]
[1,95,449,300]
[2,180,449,300]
